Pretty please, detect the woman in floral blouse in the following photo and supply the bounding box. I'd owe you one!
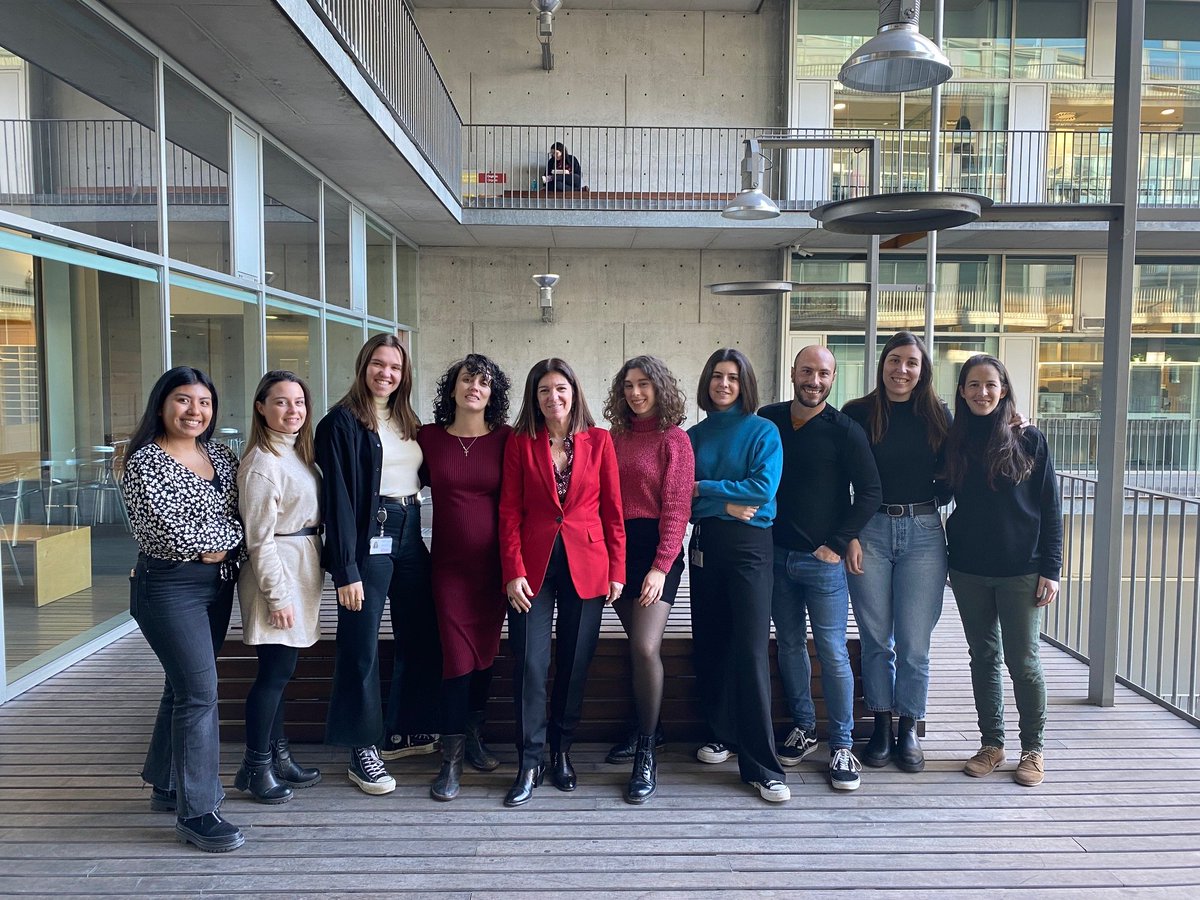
[122,367,245,853]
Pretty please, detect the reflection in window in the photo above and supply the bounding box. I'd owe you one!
[324,190,351,309]
[0,239,161,681]
[325,313,364,404]
[263,142,320,300]
[1135,258,1200,335]
[168,275,260,445]
[366,221,395,320]
[164,69,230,273]
[1145,2,1200,81]
[1014,0,1087,80]
[1004,257,1075,333]
[0,0,159,252]
[266,301,322,408]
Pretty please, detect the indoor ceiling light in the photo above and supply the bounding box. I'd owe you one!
[833,102,847,110]
[839,0,952,93]
[1162,108,1177,115]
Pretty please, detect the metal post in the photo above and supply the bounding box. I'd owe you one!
[866,139,881,391]
[1088,0,1144,706]
[924,0,944,363]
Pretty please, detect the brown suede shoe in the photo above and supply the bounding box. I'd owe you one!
[963,745,1006,777]
[1014,750,1045,786]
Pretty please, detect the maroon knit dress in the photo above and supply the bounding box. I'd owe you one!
[417,423,513,679]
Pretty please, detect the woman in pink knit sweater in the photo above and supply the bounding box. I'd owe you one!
[602,355,695,804]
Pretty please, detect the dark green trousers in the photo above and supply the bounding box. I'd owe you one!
[949,570,1046,752]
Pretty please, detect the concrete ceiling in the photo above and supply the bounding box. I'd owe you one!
[409,0,767,11]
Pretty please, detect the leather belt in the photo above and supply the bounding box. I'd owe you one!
[879,501,938,518]
[380,493,421,507]
[275,525,322,537]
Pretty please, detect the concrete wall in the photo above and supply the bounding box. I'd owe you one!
[415,248,784,427]
[414,1,787,127]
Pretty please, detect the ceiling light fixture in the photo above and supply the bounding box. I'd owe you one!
[533,273,559,323]
[1161,108,1177,115]
[531,0,562,71]
[839,0,952,93]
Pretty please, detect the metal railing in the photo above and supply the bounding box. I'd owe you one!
[1051,474,1200,723]
[309,0,462,197]
[463,125,1200,211]
[1040,417,1200,498]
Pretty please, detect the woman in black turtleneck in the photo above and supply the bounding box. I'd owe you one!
[842,332,951,775]
[943,354,1061,789]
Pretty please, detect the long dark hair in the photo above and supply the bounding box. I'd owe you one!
[128,367,219,453]
[943,354,1033,490]
[245,370,315,466]
[432,353,511,429]
[696,347,759,414]
[513,358,594,438]
[336,333,419,438]
[844,331,949,450]
[603,355,687,434]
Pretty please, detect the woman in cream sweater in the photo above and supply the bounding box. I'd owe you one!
[234,370,324,803]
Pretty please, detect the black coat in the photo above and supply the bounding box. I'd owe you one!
[314,405,384,587]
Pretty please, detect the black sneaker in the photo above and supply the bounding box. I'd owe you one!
[777,726,819,766]
[379,733,439,760]
[696,741,735,764]
[149,786,176,812]
[349,746,396,795]
[175,811,245,853]
[829,747,862,791]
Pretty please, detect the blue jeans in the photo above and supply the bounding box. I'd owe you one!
[771,546,855,750]
[132,555,234,819]
[847,511,947,720]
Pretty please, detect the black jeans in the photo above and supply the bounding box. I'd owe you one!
[132,555,235,818]
[326,499,441,747]
[507,535,604,770]
[689,518,784,785]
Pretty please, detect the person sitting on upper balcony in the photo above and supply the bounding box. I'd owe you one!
[542,142,582,192]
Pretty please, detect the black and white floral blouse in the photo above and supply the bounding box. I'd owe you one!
[122,441,244,565]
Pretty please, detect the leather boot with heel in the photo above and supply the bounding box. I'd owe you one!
[431,734,466,801]
[862,712,894,768]
[272,738,321,788]
[550,751,576,791]
[625,734,657,804]
[465,711,500,772]
[504,765,544,807]
[894,715,925,772]
[234,748,293,804]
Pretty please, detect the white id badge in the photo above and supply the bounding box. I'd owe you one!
[368,536,393,555]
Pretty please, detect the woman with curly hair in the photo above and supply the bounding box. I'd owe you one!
[418,354,514,801]
[601,356,694,804]
[944,354,1061,788]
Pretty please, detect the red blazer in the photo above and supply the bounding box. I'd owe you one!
[500,426,626,599]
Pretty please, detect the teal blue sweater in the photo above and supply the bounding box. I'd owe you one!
[687,407,783,528]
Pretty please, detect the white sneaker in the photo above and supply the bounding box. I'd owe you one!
[696,741,734,764]
[829,747,862,791]
[752,779,790,802]
[349,746,396,795]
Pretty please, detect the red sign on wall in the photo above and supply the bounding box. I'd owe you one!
[476,172,508,184]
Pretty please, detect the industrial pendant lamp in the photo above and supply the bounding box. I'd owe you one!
[839,0,952,93]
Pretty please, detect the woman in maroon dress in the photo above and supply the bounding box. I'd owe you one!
[417,354,513,801]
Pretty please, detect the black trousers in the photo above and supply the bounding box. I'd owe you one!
[326,499,441,747]
[689,517,784,784]
[507,535,604,770]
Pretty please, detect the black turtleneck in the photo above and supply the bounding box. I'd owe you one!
[945,411,1062,580]
[842,397,952,506]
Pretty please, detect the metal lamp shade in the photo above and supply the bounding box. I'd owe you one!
[839,23,952,93]
[721,188,781,221]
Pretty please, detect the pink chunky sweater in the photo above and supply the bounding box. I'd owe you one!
[611,416,695,573]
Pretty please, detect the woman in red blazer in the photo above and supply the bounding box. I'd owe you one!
[500,358,625,807]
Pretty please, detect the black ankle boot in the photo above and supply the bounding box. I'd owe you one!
[431,734,466,801]
[465,711,500,772]
[894,716,925,772]
[625,734,657,805]
[503,765,544,807]
[550,751,576,791]
[272,738,321,788]
[176,810,245,853]
[234,748,293,804]
[862,712,894,768]
[606,723,665,764]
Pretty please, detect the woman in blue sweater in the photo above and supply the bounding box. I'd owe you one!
[687,348,786,803]
[943,354,1061,788]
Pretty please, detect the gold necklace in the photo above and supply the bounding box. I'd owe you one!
[455,434,482,457]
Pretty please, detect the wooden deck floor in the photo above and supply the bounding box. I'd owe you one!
[2,592,1200,898]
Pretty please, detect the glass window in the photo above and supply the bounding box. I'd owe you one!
[263,142,320,300]
[323,189,351,309]
[1004,257,1076,332]
[1145,2,1200,81]
[0,237,161,683]
[266,299,322,406]
[1135,257,1200,334]
[396,243,418,328]
[325,313,363,405]
[945,0,1012,79]
[935,338,999,404]
[1014,0,1087,79]
[794,9,880,79]
[0,0,158,252]
[168,274,260,448]
[164,69,230,273]
[366,221,394,320]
